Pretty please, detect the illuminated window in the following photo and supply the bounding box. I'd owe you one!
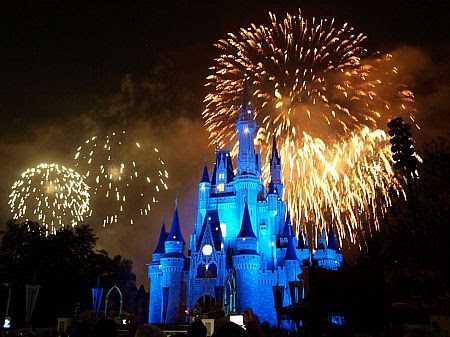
[217,183,225,192]
[220,223,227,238]
[219,173,225,180]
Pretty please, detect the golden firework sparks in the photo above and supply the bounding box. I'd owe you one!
[203,10,418,247]
[8,163,90,235]
[74,130,168,227]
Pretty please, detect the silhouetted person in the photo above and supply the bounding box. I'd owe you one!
[134,325,165,337]
[260,322,274,337]
[212,322,248,337]
[245,320,263,337]
[92,318,118,337]
[188,320,207,337]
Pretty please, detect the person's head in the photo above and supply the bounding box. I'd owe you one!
[212,321,248,337]
[245,320,263,337]
[260,322,274,337]
[188,320,207,337]
[134,325,165,337]
[92,318,118,337]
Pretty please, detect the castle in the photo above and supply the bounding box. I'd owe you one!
[147,93,343,325]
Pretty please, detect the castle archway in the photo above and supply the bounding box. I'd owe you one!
[196,295,216,306]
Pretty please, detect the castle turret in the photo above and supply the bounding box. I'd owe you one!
[160,198,185,323]
[148,217,167,323]
[233,202,260,312]
[283,235,301,305]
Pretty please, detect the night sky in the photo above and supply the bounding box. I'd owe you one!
[1,1,449,286]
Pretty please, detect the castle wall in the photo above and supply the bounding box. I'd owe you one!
[253,270,278,325]
[148,266,162,323]
[160,257,184,323]
[233,254,260,312]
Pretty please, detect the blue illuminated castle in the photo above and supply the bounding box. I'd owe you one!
[148,93,343,325]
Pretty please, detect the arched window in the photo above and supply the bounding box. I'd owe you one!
[197,263,206,278]
[208,262,218,278]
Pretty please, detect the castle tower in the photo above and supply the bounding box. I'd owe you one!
[148,217,167,323]
[234,83,261,231]
[233,202,260,312]
[283,235,301,306]
[236,82,257,176]
[160,198,185,323]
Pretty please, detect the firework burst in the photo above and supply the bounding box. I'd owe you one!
[74,130,168,227]
[204,10,418,247]
[8,163,90,234]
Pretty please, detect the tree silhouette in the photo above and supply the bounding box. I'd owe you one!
[0,221,134,328]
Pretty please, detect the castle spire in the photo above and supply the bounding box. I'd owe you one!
[237,202,256,239]
[241,77,250,110]
[297,231,306,249]
[271,134,281,166]
[327,226,340,251]
[200,160,210,183]
[166,195,184,243]
[283,211,295,238]
[270,133,283,194]
[238,78,255,121]
[153,214,168,254]
[236,81,257,175]
[284,236,299,261]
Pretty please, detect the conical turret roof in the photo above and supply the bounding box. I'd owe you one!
[153,217,168,254]
[271,135,281,165]
[237,202,256,238]
[166,198,185,243]
[200,161,210,183]
[283,211,295,237]
[284,236,299,261]
[327,226,340,251]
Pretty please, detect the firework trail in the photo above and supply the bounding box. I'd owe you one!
[74,130,168,227]
[204,10,418,247]
[8,163,90,234]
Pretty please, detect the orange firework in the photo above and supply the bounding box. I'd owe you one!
[204,10,418,247]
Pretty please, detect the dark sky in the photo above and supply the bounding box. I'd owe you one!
[0,0,449,286]
[2,0,448,125]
